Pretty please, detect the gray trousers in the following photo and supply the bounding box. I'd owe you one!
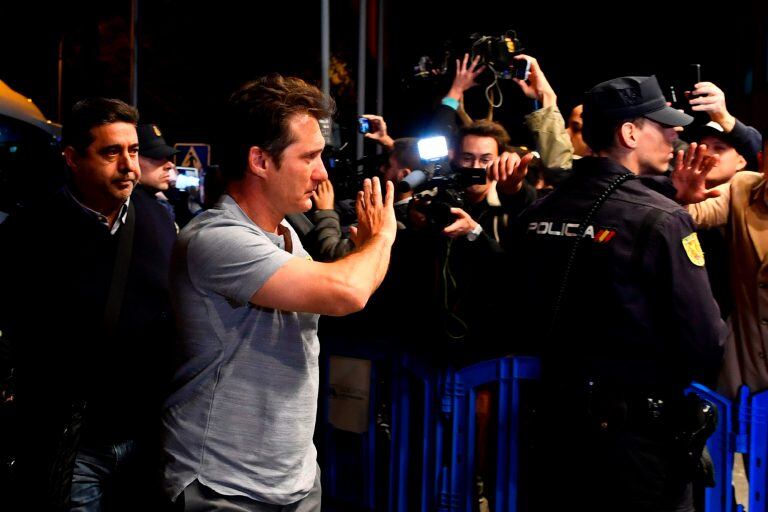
[180,467,321,512]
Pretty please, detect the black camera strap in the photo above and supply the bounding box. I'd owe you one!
[549,172,636,335]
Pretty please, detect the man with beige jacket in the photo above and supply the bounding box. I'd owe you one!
[686,133,768,396]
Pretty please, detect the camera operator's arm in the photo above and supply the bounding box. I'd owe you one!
[428,54,484,137]
[443,207,481,239]
[313,178,336,211]
[445,54,485,103]
[513,55,574,171]
[307,179,355,262]
[512,55,555,108]
[688,82,762,170]
[361,114,395,150]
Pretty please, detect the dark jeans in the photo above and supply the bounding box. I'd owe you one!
[180,465,321,512]
[69,439,163,512]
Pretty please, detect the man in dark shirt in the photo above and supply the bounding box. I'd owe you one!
[0,98,176,511]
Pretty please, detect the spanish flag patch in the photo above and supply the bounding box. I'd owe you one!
[682,233,705,267]
[594,229,616,243]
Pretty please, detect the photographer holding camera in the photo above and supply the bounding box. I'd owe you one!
[432,50,574,190]
[512,54,575,173]
[399,121,534,360]
[441,121,535,242]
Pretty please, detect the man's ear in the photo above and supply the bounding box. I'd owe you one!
[248,146,270,178]
[617,122,639,149]
[63,146,78,172]
[735,153,747,172]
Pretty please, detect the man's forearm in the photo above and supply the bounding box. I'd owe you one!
[329,233,393,307]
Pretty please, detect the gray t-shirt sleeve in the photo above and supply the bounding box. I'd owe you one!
[186,223,295,305]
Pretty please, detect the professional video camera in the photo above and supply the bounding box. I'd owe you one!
[319,117,386,201]
[399,136,486,228]
[323,147,386,201]
[411,30,527,81]
[467,30,528,80]
[409,30,528,108]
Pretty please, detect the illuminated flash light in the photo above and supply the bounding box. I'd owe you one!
[417,136,448,161]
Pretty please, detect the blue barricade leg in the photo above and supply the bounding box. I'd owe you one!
[688,382,735,512]
[749,388,768,512]
[447,356,540,512]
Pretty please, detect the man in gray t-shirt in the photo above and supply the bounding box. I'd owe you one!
[162,75,396,511]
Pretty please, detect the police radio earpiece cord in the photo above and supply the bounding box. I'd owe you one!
[548,172,636,335]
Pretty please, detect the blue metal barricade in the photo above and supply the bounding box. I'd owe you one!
[749,388,768,512]
[688,382,737,512]
[444,356,541,512]
[320,345,753,512]
[320,336,386,511]
[388,352,443,512]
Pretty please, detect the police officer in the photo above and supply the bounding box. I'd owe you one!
[511,76,726,511]
[137,123,179,224]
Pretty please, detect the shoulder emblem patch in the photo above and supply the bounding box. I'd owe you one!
[682,233,705,267]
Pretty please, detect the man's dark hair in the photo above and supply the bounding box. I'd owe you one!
[220,74,335,181]
[455,120,512,154]
[582,114,646,153]
[390,137,421,171]
[61,98,139,154]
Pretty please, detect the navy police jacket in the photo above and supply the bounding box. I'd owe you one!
[510,157,725,394]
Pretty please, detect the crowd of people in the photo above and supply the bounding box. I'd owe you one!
[0,49,765,512]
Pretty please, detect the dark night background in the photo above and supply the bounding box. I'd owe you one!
[3,0,767,159]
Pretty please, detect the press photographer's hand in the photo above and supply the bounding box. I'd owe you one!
[446,53,485,101]
[688,82,736,132]
[512,55,557,109]
[312,179,335,210]
[361,114,394,149]
[488,152,534,196]
[443,207,480,239]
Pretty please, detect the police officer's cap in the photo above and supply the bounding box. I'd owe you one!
[137,124,179,160]
[584,76,693,127]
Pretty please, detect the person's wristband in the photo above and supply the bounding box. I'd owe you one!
[441,97,460,111]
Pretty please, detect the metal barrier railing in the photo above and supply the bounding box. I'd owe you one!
[320,345,763,512]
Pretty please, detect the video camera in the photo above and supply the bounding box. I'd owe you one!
[410,29,528,82]
[399,136,486,228]
[468,30,529,81]
[323,147,387,202]
[319,117,386,201]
